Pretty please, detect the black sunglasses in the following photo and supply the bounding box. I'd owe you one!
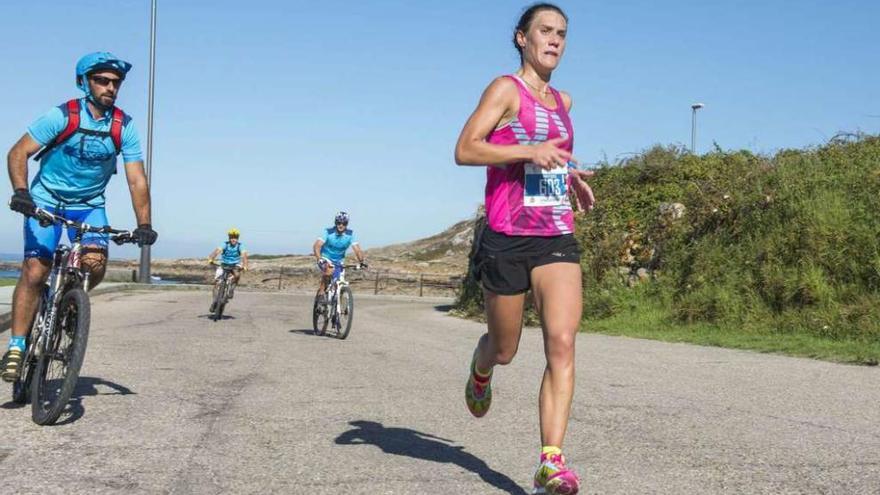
[335,221,348,226]
[90,75,124,88]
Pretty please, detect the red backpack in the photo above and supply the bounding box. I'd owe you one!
[33,99,125,161]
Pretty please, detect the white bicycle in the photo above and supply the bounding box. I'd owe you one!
[312,262,365,339]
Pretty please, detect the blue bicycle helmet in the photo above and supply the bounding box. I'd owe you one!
[75,52,132,102]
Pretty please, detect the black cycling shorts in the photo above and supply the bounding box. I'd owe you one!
[472,226,581,295]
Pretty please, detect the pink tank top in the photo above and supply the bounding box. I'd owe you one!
[484,75,575,236]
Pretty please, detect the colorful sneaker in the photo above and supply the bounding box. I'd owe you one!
[465,348,492,417]
[1,349,23,383]
[533,451,580,495]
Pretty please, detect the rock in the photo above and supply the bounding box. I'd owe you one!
[658,202,686,220]
[636,268,650,281]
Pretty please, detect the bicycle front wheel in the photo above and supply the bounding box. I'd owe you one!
[213,280,227,322]
[336,286,354,340]
[12,300,42,404]
[31,288,90,425]
[12,363,34,405]
[312,296,328,336]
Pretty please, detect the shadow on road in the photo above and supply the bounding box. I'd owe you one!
[290,329,343,339]
[52,376,137,426]
[289,329,319,335]
[74,376,137,397]
[197,314,237,321]
[335,420,526,494]
[434,304,455,313]
[0,376,135,425]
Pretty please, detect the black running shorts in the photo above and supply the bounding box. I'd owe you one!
[472,226,581,295]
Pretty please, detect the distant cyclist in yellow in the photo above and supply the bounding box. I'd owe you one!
[207,228,249,310]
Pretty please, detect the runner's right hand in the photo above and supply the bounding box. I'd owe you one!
[9,188,36,216]
[530,137,571,170]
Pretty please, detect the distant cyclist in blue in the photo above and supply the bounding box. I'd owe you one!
[313,211,367,304]
[3,52,157,382]
[207,228,249,311]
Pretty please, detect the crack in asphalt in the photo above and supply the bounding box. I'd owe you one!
[170,372,261,494]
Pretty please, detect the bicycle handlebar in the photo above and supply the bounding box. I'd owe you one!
[33,207,139,245]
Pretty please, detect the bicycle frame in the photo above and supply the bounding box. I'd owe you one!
[214,264,237,290]
[24,208,133,362]
[325,264,350,317]
[29,231,89,360]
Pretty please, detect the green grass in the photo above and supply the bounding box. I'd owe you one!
[0,278,16,287]
[584,299,880,365]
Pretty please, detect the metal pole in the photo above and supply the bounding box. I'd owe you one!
[138,0,157,283]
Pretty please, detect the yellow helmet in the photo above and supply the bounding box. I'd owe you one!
[227,227,240,237]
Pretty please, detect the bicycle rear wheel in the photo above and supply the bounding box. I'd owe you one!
[336,286,354,340]
[31,288,90,425]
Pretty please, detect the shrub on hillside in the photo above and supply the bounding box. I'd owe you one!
[457,135,880,342]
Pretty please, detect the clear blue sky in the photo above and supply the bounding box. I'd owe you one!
[1,0,878,259]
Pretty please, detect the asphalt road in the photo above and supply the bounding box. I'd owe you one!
[1,289,878,494]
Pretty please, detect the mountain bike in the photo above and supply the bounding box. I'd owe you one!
[209,261,240,322]
[312,262,365,339]
[11,208,141,425]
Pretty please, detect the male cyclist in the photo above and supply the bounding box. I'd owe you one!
[207,228,249,311]
[313,212,367,305]
[2,52,157,382]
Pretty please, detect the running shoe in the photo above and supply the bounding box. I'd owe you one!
[465,347,492,417]
[1,349,23,382]
[533,451,580,495]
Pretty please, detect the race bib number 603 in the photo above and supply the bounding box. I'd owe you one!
[524,163,568,207]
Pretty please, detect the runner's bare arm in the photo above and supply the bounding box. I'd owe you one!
[454,78,530,167]
[124,161,151,225]
[7,134,42,190]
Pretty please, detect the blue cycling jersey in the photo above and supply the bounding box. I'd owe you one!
[319,227,357,263]
[219,241,246,265]
[27,98,143,209]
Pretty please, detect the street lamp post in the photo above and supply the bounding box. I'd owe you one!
[691,103,704,153]
[138,0,157,283]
